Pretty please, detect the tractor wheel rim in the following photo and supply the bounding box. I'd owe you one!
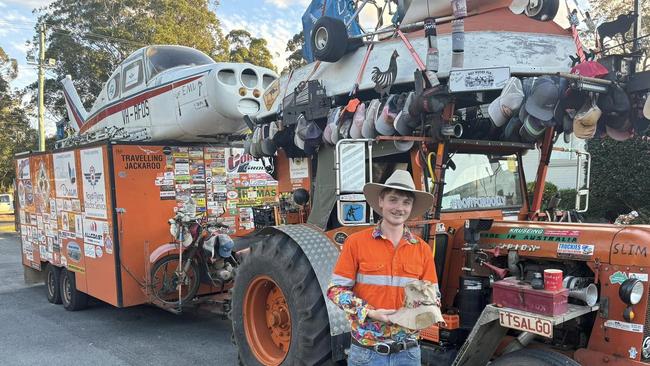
[315,27,328,50]
[47,271,55,297]
[243,275,291,365]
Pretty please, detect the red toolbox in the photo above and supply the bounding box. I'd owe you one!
[493,278,568,316]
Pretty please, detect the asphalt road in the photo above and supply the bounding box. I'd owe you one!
[0,232,239,366]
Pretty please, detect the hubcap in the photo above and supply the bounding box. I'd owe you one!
[243,276,291,365]
[315,27,328,51]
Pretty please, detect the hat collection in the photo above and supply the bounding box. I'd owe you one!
[245,67,649,158]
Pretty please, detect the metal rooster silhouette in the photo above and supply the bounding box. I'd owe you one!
[371,50,399,98]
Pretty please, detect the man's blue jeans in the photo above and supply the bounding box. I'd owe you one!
[347,343,421,366]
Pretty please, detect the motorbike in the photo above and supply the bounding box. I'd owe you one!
[149,209,237,310]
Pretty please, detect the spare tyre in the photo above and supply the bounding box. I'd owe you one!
[525,0,559,21]
[312,16,349,63]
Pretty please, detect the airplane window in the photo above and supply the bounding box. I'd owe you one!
[241,68,258,88]
[123,61,143,92]
[262,74,277,89]
[218,69,236,85]
[146,45,214,80]
[107,72,120,100]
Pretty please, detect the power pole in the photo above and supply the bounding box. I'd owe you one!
[37,23,46,151]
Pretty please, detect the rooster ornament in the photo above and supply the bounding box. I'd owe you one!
[371,50,399,98]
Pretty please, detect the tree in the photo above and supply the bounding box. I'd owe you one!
[282,31,307,74]
[28,0,230,119]
[226,29,276,71]
[0,48,38,190]
[586,0,649,70]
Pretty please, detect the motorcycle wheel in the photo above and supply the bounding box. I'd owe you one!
[150,255,201,307]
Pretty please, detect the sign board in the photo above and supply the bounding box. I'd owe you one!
[449,67,511,93]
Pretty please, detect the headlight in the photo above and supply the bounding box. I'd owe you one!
[620,278,644,305]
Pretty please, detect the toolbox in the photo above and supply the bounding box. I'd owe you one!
[492,277,568,316]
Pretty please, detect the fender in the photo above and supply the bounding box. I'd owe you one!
[259,224,350,337]
[149,243,186,264]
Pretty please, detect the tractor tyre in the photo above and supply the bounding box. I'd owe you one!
[312,16,349,63]
[45,263,62,304]
[60,269,89,311]
[490,348,581,366]
[231,233,331,365]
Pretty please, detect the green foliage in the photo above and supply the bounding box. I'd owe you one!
[30,0,229,117]
[0,47,38,190]
[226,30,276,72]
[585,137,650,223]
[527,181,558,209]
[282,31,306,74]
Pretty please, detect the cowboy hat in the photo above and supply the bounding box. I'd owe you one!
[363,170,434,219]
[394,92,417,136]
[394,138,415,152]
[387,280,444,330]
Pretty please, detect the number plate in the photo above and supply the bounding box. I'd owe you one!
[498,310,553,338]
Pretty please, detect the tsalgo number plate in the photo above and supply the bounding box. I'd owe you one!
[498,310,553,338]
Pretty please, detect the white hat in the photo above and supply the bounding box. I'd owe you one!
[488,77,524,127]
[375,96,397,136]
[362,99,381,139]
[387,280,443,330]
[323,107,340,145]
[363,169,434,219]
[644,93,650,119]
[350,103,366,139]
[394,139,415,152]
[509,0,528,14]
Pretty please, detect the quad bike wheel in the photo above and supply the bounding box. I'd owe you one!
[490,348,581,366]
[312,16,350,63]
[231,233,331,365]
[525,0,560,21]
[45,263,62,304]
[60,269,89,311]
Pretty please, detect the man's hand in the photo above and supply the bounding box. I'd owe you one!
[367,309,396,323]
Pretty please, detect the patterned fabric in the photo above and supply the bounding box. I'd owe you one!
[327,221,437,346]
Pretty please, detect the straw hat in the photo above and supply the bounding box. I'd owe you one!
[362,170,434,219]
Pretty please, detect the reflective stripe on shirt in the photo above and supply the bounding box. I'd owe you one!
[331,273,355,287]
[356,273,417,288]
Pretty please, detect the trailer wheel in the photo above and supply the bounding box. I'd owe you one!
[231,233,331,365]
[312,16,349,63]
[490,348,580,366]
[45,264,62,304]
[150,255,201,307]
[60,269,88,311]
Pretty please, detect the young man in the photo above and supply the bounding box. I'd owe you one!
[327,169,438,365]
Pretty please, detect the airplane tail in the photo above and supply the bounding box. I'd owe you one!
[61,75,88,132]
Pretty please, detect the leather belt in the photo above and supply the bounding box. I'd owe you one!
[351,337,419,355]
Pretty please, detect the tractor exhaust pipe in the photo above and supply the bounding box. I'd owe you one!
[441,123,463,138]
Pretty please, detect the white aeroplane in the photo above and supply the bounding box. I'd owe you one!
[62,45,278,141]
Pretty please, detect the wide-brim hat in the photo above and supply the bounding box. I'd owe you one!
[362,99,381,138]
[394,92,417,136]
[350,102,366,139]
[362,170,434,219]
[394,138,415,152]
[525,76,560,122]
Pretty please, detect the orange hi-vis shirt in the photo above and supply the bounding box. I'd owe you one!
[328,223,438,345]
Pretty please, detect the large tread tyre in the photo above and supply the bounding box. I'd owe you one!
[60,269,89,311]
[232,233,331,365]
[45,264,62,304]
[312,16,349,63]
[490,348,581,366]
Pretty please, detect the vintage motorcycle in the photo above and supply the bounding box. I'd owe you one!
[148,209,237,309]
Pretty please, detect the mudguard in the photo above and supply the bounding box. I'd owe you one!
[149,243,185,264]
[261,224,350,336]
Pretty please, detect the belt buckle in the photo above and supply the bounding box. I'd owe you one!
[373,342,391,355]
